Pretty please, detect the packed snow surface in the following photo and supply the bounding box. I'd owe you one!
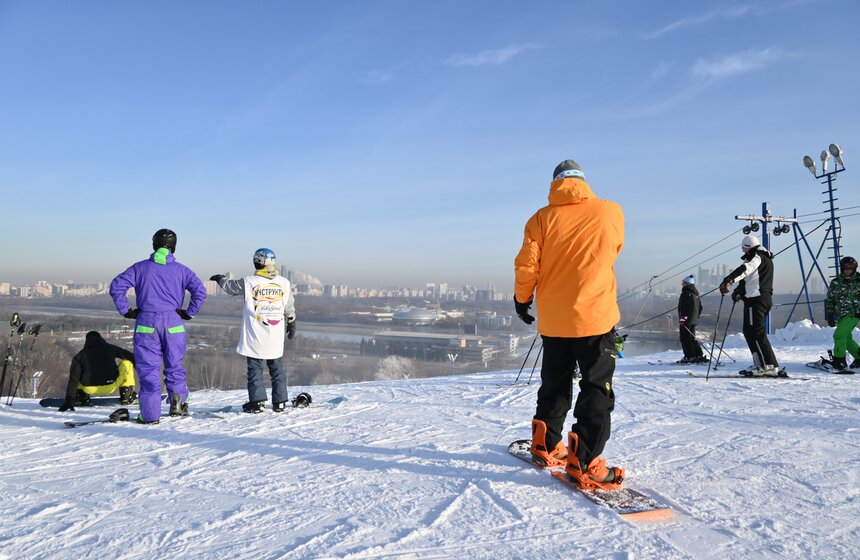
[0,320,858,559]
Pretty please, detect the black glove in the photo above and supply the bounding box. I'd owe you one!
[731,291,742,303]
[209,274,225,283]
[287,319,296,340]
[58,401,74,412]
[176,309,192,320]
[828,319,836,327]
[514,298,535,325]
[123,308,140,319]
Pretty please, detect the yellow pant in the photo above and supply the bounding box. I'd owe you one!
[78,360,136,396]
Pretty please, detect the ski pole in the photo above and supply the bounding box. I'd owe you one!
[0,313,21,398]
[713,300,737,369]
[682,324,712,360]
[7,324,40,406]
[526,344,543,385]
[706,294,725,381]
[3,323,27,399]
[512,336,537,385]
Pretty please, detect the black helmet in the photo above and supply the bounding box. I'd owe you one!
[840,256,857,269]
[152,229,177,253]
[292,392,312,408]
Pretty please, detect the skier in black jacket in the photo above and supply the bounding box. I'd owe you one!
[59,331,137,411]
[677,275,706,363]
[719,235,782,376]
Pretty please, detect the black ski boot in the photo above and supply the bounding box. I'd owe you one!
[75,389,91,407]
[272,401,288,413]
[242,400,266,414]
[168,394,189,417]
[832,356,848,371]
[119,386,137,405]
[135,413,159,424]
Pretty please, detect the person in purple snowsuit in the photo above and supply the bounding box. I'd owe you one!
[109,229,206,423]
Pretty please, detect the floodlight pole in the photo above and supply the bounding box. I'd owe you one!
[812,164,846,275]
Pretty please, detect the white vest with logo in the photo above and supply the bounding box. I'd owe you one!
[237,274,293,359]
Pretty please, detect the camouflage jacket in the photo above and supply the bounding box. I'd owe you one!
[825,274,860,319]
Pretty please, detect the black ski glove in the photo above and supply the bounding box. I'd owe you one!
[287,319,296,340]
[514,297,535,325]
[123,308,140,319]
[209,274,225,283]
[731,291,742,303]
[828,318,837,327]
[176,309,192,320]
[58,401,74,412]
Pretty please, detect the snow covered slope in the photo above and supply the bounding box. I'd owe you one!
[0,320,857,559]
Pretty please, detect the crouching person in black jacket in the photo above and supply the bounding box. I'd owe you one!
[59,331,137,411]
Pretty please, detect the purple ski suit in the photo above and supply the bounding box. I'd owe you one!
[110,249,206,421]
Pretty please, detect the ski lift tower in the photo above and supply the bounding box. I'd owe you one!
[802,143,847,275]
[734,203,797,334]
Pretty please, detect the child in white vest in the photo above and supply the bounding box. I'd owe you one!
[211,248,296,412]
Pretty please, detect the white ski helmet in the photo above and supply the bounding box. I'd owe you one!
[742,235,760,250]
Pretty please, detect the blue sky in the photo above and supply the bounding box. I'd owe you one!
[1,0,858,292]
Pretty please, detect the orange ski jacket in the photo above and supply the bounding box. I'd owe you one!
[514,177,624,338]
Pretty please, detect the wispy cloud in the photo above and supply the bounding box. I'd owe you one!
[650,61,671,82]
[646,6,752,39]
[691,47,784,80]
[363,69,395,85]
[445,43,537,67]
[645,0,817,39]
[629,48,786,116]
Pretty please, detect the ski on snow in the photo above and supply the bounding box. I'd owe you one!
[63,406,232,428]
[507,439,675,523]
[40,395,167,408]
[223,396,348,414]
[684,370,810,380]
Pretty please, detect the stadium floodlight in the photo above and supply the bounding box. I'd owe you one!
[821,150,831,172]
[803,155,817,176]
[829,143,845,167]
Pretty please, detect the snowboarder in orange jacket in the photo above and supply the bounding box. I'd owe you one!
[514,159,625,490]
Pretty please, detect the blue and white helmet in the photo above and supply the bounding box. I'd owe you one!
[253,248,276,269]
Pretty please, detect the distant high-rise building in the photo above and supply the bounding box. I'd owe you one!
[475,289,494,302]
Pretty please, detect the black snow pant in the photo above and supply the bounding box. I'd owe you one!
[680,324,704,359]
[534,331,616,467]
[742,296,778,368]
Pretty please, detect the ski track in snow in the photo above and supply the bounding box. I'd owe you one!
[1,323,859,559]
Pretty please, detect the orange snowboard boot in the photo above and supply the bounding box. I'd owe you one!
[565,432,625,491]
[530,419,568,467]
